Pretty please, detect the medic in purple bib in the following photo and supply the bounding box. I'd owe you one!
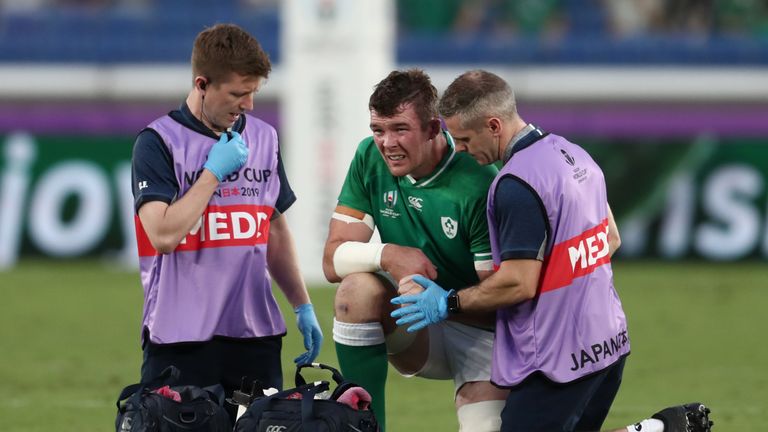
[391,70,713,432]
[130,24,322,418]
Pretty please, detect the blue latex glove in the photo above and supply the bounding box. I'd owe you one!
[203,131,248,182]
[390,275,450,333]
[294,303,323,365]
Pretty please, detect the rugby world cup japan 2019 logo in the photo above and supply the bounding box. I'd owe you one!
[560,148,576,166]
[380,190,401,218]
[384,190,398,208]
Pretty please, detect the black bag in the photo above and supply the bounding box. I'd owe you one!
[234,363,379,432]
[115,366,232,432]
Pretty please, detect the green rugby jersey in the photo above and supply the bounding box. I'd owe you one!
[338,131,498,291]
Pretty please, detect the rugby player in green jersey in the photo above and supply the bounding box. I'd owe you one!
[322,69,507,432]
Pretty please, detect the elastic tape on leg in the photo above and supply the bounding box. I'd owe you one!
[332,318,385,346]
[457,400,505,432]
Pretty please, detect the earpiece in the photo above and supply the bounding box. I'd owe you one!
[197,77,209,92]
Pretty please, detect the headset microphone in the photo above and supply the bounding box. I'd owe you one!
[200,79,207,102]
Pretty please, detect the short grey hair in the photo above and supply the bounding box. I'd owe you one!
[439,70,517,129]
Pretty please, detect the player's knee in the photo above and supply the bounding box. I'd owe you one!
[332,276,390,347]
[457,400,505,432]
[334,273,389,321]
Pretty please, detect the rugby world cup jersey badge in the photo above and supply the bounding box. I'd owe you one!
[380,190,401,219]
[384,190,398,208]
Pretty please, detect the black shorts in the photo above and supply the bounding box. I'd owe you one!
[500,356,627,432]
[141,331,284,398]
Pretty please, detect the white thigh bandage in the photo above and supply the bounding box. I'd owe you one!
[332,241,386,278]
[457,400,505,432]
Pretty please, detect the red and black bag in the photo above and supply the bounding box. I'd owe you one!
[115,366,232,432]
[234,363,378,432]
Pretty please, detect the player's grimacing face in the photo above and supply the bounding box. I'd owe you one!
[370,104,435,178]
[201,73,263,132]
[443,115,497,165]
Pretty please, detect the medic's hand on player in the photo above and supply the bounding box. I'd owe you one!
[390,275,449,333]
[203,131,248,182]
[397,274,426,297]
[380,245,438,283]
[294,303,324,365]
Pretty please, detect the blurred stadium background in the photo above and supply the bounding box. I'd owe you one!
[1,0,767,430]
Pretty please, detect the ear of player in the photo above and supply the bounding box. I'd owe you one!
[203,131,249,182]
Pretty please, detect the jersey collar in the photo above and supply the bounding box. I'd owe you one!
[404,130,457,188]
[502,124,547,164]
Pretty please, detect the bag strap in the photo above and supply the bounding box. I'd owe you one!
[300,384,326,427]
[171,384,226,405]
[295,363,345,387]
[270,381,330,401]
[200,384,227,405]
[116,365,182,410]
[296,363,363,402]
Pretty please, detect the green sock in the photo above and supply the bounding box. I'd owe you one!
[335,342,388,432]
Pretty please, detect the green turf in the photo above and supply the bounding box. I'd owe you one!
[0,259,765,431]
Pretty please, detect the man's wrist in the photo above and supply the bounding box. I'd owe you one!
[198,167,222,184]
[446,289,461,314]
[294,303,314,314]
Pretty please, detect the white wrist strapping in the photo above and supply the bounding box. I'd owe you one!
[332,241,386,278]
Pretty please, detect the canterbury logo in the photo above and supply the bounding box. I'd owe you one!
[539,218,610,293]
[119,415,132,431]
[135,204,274,256]
[407,196,423,210]
[265,426,287,432]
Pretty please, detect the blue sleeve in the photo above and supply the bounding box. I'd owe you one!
[274,146,296,215]
[131,128,178,213]
[493,176,549,261]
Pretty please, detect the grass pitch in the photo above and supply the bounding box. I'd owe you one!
[0,259,765,431]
